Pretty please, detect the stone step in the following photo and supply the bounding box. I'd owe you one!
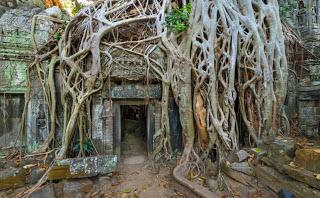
[295,147,320,173]
[48,155,117,180]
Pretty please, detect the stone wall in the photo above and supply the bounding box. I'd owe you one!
[282,0,320,138]
[297,60,320,137]
[0,6,40,148]
[285,57,320,138]
[0,5,59,149]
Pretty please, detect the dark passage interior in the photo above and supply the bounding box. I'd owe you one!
[121,105,147,156]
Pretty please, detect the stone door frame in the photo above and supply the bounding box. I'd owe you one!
[112,100,159,160]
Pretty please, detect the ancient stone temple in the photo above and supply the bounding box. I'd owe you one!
[1,1,320,197]
[0,4,183,159]
[282,0,320,137]
[0,5,48,148]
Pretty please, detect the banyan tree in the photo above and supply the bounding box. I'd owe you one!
[22,0,289,196]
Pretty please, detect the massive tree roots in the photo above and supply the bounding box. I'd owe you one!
[24,0,287,196]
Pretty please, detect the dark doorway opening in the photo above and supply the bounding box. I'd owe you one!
[120,105,147,156]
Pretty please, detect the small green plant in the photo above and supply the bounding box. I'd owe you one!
[53,21,67,42]
[53,31,62,42]
[73,138,94,156]
[165,3,192,33]
[62,0,85,16]
[71,3,84,16]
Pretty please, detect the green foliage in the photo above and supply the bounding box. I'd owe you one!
[71,3,84,16]
[53,21,67,42]
[62,0,84,16]
[279,1,297,18]
[165,3,192,33]
[53,31,62,42]
[251,147,264,153]
[73,138,94,156]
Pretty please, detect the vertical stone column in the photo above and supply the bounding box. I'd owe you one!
[113,103,121,159]
[103,100,113,154]
[92,98,113,155]
[168,97,183,153]
[26,68,49,152]
[146,104,155,157]
[26,98,49,152]
[154,101,161,136]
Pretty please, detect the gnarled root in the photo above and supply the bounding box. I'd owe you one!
[173,163,220,198]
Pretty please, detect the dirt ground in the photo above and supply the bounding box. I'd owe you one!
[91,130,200,198]
[93,158,199,198]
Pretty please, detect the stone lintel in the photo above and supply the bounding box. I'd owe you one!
[105,83,161,99]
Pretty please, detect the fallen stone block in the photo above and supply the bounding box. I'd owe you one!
[261,156,320,190]
[270,137,297,158]
[48,155,117,180]
[236,150,250,162]
[230,162,254,176]
[0,167,26,190]
[295,147,320,173]
[255,164,320,198]
[29,183,56,198]
[62,178,93,197]
[27,167,46,184]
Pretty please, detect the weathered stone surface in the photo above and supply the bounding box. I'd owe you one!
[53,181,64,198]
[27,167,46,184]
[230,162,254,176]
[0,5,58,151]
[26,98,50,152]
[297,72,320,137]
[44,6,61,18]
[98,176,112,193]
[255,165,320,198]
[261,156,320,190]
[0,167,26,190]
[269,137,297,158]
[48,155,117,180]
[16,0,46,8]
[109,56,159,81]
[236,150,250,162]
[295,147,320,172]
[92,98,113,155]
[0,158,17,169]
[29,183,56,198]
[105,83,161,99]
[62,178,93,198]
[0,6,42,33]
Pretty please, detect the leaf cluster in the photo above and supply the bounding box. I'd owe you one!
[165,3,192,33]
[71,3,84,16]
[73,138,94,156]
[53,21,67,42]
